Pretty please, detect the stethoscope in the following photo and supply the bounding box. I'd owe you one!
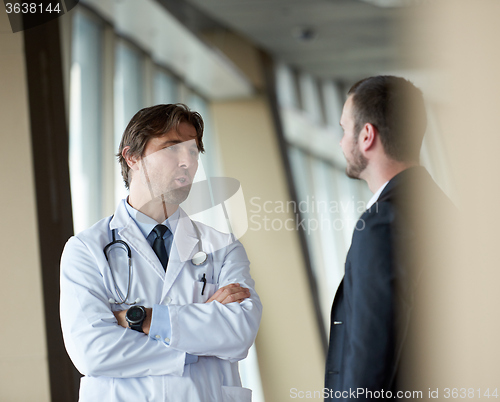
[104,221,208,305]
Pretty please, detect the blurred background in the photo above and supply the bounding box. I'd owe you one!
[1,0,499,401]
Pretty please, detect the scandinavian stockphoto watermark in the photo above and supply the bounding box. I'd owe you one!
[248,196,376,234]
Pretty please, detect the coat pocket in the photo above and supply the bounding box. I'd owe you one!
[221,385,252,402]
[79,376,113,401]
[193,281,217,303]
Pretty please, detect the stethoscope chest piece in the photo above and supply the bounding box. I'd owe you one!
[191,251,208,266]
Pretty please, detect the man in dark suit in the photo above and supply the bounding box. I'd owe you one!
[325,76,451,400]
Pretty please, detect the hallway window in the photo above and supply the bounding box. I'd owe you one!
[276,63,371,335]
[69,9,104,233]
[114,40,146,204]
[154,69,179,105]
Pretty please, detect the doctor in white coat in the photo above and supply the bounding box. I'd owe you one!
[60,104,262,402]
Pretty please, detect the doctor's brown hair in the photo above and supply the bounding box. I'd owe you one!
[117,103,205,189]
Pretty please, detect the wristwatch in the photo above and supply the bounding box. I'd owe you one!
[125,305,146,332]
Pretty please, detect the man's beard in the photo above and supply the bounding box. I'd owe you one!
[345,142,368,179]
[143,172,193,205]
[159,184,192,205]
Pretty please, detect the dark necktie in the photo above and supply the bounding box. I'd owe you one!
[152,224,169,270]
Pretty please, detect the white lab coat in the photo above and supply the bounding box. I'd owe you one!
[60,200,262,402]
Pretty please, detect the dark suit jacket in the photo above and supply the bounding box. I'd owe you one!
[324,166,452,401]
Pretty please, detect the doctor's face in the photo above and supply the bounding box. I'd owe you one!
[138,122,199,205]
[339,95,367,179]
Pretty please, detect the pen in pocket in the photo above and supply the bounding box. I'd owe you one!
[200,273,207,295]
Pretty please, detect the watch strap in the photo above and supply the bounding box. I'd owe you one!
[130,321,144,332]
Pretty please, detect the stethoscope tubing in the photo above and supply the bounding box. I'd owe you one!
[104,229,136,305]
[103,220,208,305]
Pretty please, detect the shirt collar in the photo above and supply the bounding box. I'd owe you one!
[366,180,389,210]
[124,198,181,239]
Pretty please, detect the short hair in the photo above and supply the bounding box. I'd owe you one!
[348,75,427,163]
[117,103,205,189]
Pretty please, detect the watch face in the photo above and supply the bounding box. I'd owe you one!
[126,306,145,324]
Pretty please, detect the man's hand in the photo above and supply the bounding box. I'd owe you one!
[113,308,152,335]
[205,283,251,305]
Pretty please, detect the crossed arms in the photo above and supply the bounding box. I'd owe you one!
[60,235,262,378]
[113,283,252,334]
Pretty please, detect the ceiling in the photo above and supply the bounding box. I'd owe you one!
[158,0,426,83]
[81,0,254,99]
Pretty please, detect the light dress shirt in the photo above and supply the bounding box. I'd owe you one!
[124,200,198,364]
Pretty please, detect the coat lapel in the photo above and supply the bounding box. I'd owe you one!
[109,201,201,297]
[110,200,165,280]
[162,208,200,296]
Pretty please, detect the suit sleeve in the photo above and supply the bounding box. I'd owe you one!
[60,236,186,378]
[343,203,396,394]
[161,240,262,362]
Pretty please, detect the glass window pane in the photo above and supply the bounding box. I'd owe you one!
[187,93,219,180]
[287,146,321,281]
[321,79,344,135]
[114,40,145,203]
[154,69,179,104]
[69,10,103,233]
[310,160,346,326]
[275,63,299,109]
[299,72,323,124]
